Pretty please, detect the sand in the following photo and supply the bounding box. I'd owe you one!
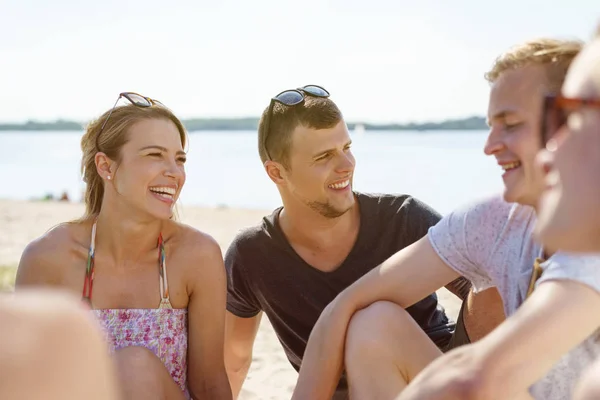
[0,199,460,399]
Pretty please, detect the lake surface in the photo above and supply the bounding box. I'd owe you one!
[0,130,503,215]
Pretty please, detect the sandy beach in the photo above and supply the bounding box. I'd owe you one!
[0,199,460,399]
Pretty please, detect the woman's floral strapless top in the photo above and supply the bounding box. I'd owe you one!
[93,308,190,398]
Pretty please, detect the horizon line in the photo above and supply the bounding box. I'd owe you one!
[0,114,487,126]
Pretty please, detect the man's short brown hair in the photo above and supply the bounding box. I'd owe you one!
[257,97,343,167]
[484,38,583,93]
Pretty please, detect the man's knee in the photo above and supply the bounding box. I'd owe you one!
[345,301,411,359]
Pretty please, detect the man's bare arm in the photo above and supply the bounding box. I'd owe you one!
[292,236,460,400]
[224,311,262,399]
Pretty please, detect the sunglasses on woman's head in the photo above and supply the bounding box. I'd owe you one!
[99,92,164,134]
[262,85,330,161]
[540,94,600,146]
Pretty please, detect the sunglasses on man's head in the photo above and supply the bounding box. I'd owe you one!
[271,85,330,107]
[262,85,330,161]
[541,94,600,146]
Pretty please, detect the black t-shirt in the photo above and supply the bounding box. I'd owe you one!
[225,192,454,387]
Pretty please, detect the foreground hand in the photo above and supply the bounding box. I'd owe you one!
[397,345,533,400]
[397,345,483,400]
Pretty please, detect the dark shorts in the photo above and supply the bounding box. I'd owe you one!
[443,299,471,352]
[425,300,471,352]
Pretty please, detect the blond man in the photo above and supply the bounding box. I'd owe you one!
[292,38,589,400]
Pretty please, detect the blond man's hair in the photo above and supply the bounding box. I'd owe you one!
[485,38,584,92]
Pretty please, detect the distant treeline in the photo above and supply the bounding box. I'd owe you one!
[0,116,488,132]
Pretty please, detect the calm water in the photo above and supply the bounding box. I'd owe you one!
[0,130,503,215]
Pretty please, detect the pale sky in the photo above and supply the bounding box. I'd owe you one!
[1,0,599,124]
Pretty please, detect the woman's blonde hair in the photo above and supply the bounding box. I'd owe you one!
[80,103,188,219]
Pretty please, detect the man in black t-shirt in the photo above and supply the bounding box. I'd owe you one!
[223,85,480,399]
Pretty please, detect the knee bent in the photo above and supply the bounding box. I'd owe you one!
[114,346,162,371]
[345,301,412,355]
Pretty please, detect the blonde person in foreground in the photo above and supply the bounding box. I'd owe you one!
[15,93,232,400]
[291,38,599,400]
[532,23,600,400]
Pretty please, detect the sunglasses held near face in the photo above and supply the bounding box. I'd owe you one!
[541,94,600,146]
[262,85,330,161]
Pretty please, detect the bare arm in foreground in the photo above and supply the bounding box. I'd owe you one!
[397,279,600,400]
[292,236,460,400]
[0,289,120,400]
[573,358,600,400]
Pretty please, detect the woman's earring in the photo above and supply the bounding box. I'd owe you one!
[107,175,111,180]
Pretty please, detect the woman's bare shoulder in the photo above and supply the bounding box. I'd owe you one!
[165,221,224,274]
[16,221,91,286]
[167,221,221,252]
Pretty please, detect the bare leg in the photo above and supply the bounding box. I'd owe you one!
[463,287,506,342]
[114,346,186,400]
[0,289,119,400]
[344,301,443,400]
[573,358,600,400]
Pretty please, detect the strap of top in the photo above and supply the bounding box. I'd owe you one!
[81,220,97,305]
[157,233,172,309]
[526,246,546,299]
[82,219,172,309]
